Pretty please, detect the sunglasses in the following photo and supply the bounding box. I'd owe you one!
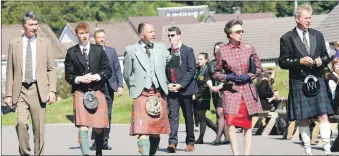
[168,34,176,37]
[233,30,244,34]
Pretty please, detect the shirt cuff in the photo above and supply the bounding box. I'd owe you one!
[74,76,80,84]
[94,74,101,81]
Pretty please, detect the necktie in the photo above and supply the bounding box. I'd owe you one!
[303,31,310,55]
[145,45,151,57]
[83,48,88,60]
[25,40,33,83]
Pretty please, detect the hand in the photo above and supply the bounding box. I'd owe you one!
[239,74,251,83]
[192,94,196,100]
[78,74,92,84]
[168,83,177,92]
[300,56,314,67]
[172,84,182,92]
[47,92,56,104]
[87,74,98,81]
[226,73,242,83]
[273,90,279,97]
[117,87,124,96]
[210,86,219,93]
[4,97,12,107]
[315,57,322,67]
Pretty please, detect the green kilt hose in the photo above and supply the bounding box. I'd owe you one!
[130,89,170,135]
[73,90,109,128]
[287,76,334,121]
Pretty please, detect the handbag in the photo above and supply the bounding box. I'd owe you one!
[145,96,161,117]
[248,54,259,101]
[83,91,99,113]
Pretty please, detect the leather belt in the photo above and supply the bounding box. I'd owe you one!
[22,81,36,89]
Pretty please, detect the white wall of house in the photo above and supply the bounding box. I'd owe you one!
[59,26,77,44]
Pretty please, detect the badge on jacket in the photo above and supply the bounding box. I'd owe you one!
[199,76,204,80]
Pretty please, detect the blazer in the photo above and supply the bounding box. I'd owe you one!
[166,44,199,96]
[257,79,274,110]
[104,46,123,92]
[5,35,56,104]
[64,44,112,93]
[279,28,330,80]
[123,41,171,98]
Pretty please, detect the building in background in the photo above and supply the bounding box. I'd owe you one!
[157,5,209,18]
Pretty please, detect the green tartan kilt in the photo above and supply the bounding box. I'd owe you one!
[287,76,334,121]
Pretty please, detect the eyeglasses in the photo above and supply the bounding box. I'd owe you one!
[233,30,244,34]
[168,34,176,37]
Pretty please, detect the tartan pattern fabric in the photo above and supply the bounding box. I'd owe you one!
[83,48,88,60]
[302,31,310,55]
[130,90,170,135]
[213,42,263,115]
[24,40,33,83]
[73,91,109,128]
[287,76,334,121]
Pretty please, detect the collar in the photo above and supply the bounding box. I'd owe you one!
[227,42,242,49]
[139,40,153,49]
[296,26,308,34]
[23,34,36,42]
[333,72,339,78]
[79,42,90,52]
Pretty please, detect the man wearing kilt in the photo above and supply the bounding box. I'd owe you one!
[123,22,171,156]
[279,4,334,155]
[64,21,112,156]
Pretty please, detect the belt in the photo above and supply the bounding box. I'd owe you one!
[22,81,36,89]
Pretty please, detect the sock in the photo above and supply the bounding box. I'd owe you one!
[78,131,89,155]
[320,122,332,155]
[137,139,150,156]
[95,131,104,154]
[300,126,312,155]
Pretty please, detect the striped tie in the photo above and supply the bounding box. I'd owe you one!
[24,40,33,83]
[303,31,310,55]
[83,48,88,60]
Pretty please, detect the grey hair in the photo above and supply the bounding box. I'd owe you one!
[294,3,313,17]
[21,11,38,26]
[94,28,105,38]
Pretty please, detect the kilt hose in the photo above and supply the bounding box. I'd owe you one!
[73,91,109,128]
[287,76,334,121]
[130,89,170,136]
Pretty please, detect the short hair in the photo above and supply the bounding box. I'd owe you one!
[75,21,90,34]
[138,22,148,34]
[21,11,38,26]
[198,52,209,61]
[94,28,105,38]
[213,42,224,57]
[168,26,181,35]
[294,3,313,17]
[224,19,243,39]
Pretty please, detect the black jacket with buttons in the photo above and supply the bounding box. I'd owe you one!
[64,44,112,93]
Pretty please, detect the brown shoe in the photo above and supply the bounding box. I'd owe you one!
[185,145,195,152]
[167,144,176,153]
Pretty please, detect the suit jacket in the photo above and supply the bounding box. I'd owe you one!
[279,28,330,80]
[5,35,56,104]
[166,44,198,96]
[123,41,171,98]
[257,79,274,110]
[64,44,112,93]
[104,46,123,92]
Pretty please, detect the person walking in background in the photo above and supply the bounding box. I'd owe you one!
[166,26,198,153]
[213,19,263,155]
[123,22,171,156]
[193,52,218,144]
[3,10,57,156]
[89,28,124,151]
[64,21,111,156]
[209,42,230,145]
[278,3,333,155]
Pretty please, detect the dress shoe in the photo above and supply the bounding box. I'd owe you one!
[222,139,230,144]
[212,139,222,146]
[167,144,176,153]
[194,139,204,144]
[90,142,96,151]
[185,145,195,152]
[95,152,102,156]
[102,144,112,150]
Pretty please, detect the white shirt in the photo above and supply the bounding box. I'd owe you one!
[74,43,101,84]
[329,72,339,99]
[296,27,310,52]
[22,35,37,82]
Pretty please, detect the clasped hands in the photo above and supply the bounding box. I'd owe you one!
[77,73,98,84]
[226,73,251,84]
[168,83,182,92]
[300,56,322,67]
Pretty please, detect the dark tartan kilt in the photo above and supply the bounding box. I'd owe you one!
[129,90,170,136]
[287,76,334,121]
[73,91,109,128]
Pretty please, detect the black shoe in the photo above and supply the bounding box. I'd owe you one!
[195,139,204,144]
[211,140,222,146]
[103,143,112,150]
[95,152,102,156]
[90,142,96,151]
[222,139,230,144]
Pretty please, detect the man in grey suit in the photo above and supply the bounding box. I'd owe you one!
[123,22,171,155]
[90,28,124,150]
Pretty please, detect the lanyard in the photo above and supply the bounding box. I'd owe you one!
[195,65,207,80]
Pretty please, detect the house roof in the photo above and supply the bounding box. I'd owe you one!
[208,12,277,22]
[66,22,140,56]
[161,14,327,61]
[126,16,199,42]
[1,24,67,61]
[317,4,339,43]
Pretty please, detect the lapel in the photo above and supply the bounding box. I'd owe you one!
[74,45,87,68]
[134,42,147,70]
[152,43,158,67]
[309,29,317,57]
[179,44,185,66]
[16,37,24,74]
[88,44,96,70]
[35,37,43,72]
[292,28,308,57]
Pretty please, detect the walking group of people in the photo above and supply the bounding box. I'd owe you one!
[2,3,337,156]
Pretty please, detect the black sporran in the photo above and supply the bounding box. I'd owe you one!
[83,91,99,113]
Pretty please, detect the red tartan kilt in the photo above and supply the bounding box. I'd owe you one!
[130,90,170,136]
[73,91,109,128]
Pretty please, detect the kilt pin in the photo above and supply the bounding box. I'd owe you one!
[213,42,263,128]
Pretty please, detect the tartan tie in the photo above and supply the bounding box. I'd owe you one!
[83,48,88,60]
[303,31,310,55]
[145,45,151,57]
[24,40,34,83]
